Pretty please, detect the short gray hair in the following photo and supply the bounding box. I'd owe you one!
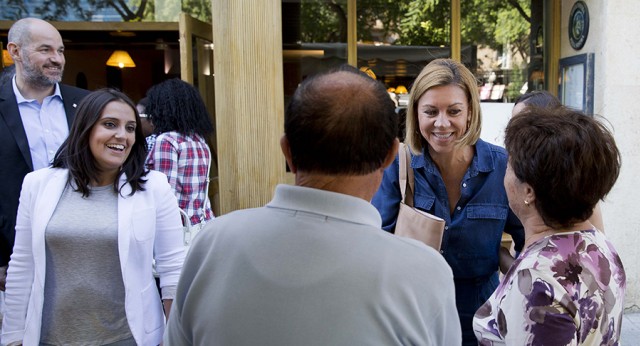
[8,18,38,46]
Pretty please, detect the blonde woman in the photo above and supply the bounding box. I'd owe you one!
[372,59,524,345]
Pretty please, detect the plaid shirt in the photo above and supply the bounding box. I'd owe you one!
[146,132,214,225]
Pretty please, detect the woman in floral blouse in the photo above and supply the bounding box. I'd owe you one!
[473,106,626,345]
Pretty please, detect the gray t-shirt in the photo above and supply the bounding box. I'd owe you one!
[165,184,462,345]
[40,184,134,345]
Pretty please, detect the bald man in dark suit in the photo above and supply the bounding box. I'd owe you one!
[0,18,89,288]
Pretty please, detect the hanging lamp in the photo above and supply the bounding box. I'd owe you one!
[106,50,136,68]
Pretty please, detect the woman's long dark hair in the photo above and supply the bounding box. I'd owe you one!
[52,88,148,197]
[144,78,214,136]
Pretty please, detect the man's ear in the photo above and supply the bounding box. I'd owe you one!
[382,138,400,170]
[280,135,297,174]
[7,42,21,62]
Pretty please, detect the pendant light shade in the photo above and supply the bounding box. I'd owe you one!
[106,50,136,68]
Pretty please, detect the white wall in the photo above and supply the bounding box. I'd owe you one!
[479,102,513,147]
[562,0,640,311]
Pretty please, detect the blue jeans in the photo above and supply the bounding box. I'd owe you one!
[455,273,499,346]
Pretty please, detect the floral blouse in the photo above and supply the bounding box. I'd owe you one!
[473,230,626,345]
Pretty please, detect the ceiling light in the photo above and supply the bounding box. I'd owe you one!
[106,50,136,68]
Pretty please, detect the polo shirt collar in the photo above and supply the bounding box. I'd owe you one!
[267,184,382,229]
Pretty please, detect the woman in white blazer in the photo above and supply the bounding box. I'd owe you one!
[1,89,185,345]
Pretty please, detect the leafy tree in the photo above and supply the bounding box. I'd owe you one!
[494,3,530,62]
[3,0,30,20]
[396,0,449,45]
[182,0,211,22]
[32,0,148,21]
[504,62,527,101]
[150,0,212,22]
[300,0,530,60]
[355,0,404,43]
[300,0,347,42]
[1,0,211,22]
[299,0,405,44]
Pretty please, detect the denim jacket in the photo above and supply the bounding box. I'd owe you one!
[372,139,525,280]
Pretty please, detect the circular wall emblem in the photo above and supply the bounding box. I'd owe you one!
[569,1,589,50]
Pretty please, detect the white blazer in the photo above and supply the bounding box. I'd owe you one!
[1,168,185,346]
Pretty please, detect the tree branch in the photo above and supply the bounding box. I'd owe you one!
[506,0,530,23]
[328,0,347,42]
[135,0,148,20]
[107,0,127,20]
[112,0,136,21]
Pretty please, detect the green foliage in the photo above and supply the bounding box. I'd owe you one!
[397,0,449,45]
[300,0,530,58]
[495,3,530,61]
[22,0,210,22]
[504,64,527,101]
[355,0,404,43]
[4,0,34,20]
[182,0,212,23]
[460,0,500,47]
[13,0,527,64]
[300,0,348,42]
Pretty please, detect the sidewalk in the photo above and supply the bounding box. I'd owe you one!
[622,311,640,345]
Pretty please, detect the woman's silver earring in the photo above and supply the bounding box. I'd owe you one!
[524,200,530,206]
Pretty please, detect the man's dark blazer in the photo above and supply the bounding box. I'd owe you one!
[0,82,89,266]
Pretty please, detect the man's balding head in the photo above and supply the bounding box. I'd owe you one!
[8,18,65,90]
[285,68,398,175]
[8,18,61,47]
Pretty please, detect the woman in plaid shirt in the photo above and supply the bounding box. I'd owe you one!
[144,79,215,230]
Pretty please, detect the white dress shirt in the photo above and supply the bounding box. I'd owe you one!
[13,77,68,170]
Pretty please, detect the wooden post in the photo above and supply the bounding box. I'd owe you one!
[211,0,286,214]
[544,0,561,96]
[450,0,461,62]
[347,0,357,67]
[178,13,193,84]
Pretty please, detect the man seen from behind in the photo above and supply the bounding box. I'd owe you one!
[164,68,461,345]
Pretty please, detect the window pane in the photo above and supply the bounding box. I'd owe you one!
[465,0,532,102]
[282,0,348,101]
[355,0,452,99]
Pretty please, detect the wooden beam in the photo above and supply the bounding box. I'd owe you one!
[212,0,286,214]
[179,13,194,84]
[544,0,561,96]
[450,0,461,62]
[347,0,357,66]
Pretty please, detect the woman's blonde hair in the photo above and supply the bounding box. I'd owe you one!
[405,59,482,154]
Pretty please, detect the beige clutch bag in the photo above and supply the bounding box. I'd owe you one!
[395,143,445,250]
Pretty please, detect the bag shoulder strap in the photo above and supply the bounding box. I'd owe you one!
[398,143,415,207]
[399,142,407,200]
